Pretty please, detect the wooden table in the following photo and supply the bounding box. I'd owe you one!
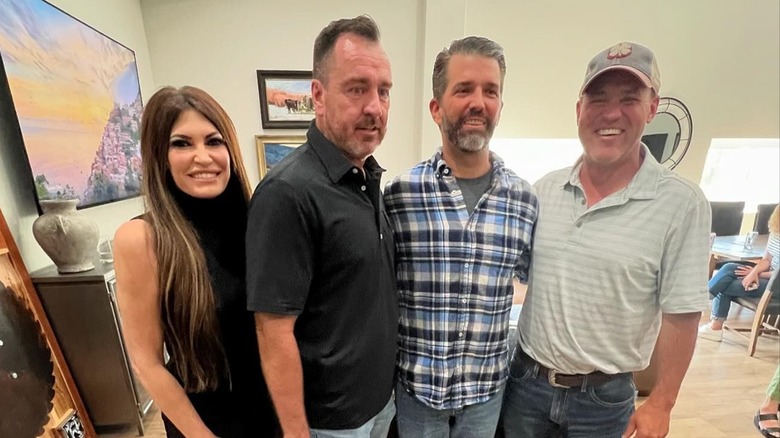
[709,234,769,276]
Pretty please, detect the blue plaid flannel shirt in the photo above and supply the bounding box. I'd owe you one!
[384,148,538,410]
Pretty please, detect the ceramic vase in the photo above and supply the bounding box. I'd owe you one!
[32,199,99,274]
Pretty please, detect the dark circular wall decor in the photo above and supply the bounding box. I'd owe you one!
[643,96,693,170]
[0,281,56,437]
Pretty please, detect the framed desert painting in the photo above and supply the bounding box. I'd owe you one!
[256,135,306,179]
[257,70,314,129]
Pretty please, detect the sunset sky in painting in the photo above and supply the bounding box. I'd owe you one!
[0,0,140,195]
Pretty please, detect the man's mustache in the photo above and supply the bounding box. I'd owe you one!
[456,108,489,130]
[356,117,381,130]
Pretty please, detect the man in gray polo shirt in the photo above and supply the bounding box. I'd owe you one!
[501,42,710,438]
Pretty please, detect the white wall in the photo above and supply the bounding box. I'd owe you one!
[140,0,424,185]
[139,0,779,186]
[1,0,778,270]
[463,0,780,185]
[0,0,154,271]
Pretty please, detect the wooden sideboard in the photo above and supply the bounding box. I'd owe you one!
[30,261,154,435]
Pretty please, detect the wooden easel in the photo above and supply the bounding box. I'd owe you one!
[0,208,96,437]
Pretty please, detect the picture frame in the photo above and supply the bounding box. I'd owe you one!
[256,135,306,179]
[0,0,144,211]
[257,70,315,129]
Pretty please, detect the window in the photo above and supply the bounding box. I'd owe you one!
[700,138,779,212]
[490,138,582,184]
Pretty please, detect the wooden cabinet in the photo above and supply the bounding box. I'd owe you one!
[30,262,153,435]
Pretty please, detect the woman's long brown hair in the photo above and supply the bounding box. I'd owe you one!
[139,86,252,391]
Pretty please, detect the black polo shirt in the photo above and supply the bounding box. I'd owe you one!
[246,122,397,430]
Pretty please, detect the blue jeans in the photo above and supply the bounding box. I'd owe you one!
[501,350,635,438]
[395,380,504,437]
[708,263,768,318]
[310,396,395,438]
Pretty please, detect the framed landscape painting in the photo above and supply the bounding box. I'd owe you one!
[256,135,306,178]
[257,70,314,129]
[0,0,143,210]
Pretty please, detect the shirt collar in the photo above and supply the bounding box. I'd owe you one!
[562,144,661,200]
[429,147,508,179]
[307,120,386,183]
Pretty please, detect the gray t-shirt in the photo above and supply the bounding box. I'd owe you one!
[457,171,492,214]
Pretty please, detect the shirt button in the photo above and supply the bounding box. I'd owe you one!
[380,233,384,240]
[458,332,464,338]
[462,298,467,303]
[352,168,359,174]
[464,263,469,268]
[581,199,586,205]
[444,168,450,175]
[360,185,366,191]
[576,222,582,228]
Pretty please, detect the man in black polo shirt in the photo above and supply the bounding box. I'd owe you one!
[246,15,397,438]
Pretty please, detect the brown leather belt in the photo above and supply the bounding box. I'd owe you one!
[518,348,627,389]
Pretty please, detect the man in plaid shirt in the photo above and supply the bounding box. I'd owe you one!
[384,36,538,437]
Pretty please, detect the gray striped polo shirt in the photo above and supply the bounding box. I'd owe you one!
[518,145,711,374]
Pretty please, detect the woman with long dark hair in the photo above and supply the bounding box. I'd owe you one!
[113,86,278,436]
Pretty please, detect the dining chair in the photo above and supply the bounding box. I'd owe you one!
[723,268,780,356]
[710,201,745,237]
[754,203,778,235]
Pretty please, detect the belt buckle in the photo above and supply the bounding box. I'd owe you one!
[547,369,570,389]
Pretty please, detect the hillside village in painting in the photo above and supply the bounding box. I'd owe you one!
[35,94,144,206]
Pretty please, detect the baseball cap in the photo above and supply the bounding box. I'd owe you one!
[580,42,661,95]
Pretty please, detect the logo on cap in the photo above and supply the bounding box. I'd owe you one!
[607,42,632,60]
[580,41,661,95]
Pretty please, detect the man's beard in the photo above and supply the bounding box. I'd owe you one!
[442,109,495,153]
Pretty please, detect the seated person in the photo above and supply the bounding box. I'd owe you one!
[699,205,780,341]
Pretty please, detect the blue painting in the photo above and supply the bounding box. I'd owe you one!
[265,143,296,168]
[256,135,305,178]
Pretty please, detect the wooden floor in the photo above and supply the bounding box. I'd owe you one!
[97,404,164,438]
[99,309,778,438]
[663,308,778,438]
